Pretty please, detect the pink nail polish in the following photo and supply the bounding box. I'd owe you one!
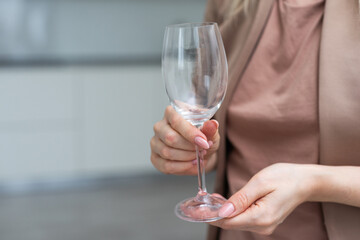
[219,203,235,218]
[194,137,209,149]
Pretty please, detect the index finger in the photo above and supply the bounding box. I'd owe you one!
[164,106,209,149]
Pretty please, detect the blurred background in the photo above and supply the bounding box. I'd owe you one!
[0,0,215,239]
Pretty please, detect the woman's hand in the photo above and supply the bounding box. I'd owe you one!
[210,163,315,235]
[209,162,360,235]
[150,106,220,175]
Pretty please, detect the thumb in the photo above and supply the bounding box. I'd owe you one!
[201,119,219,140]
[218,177,271,218]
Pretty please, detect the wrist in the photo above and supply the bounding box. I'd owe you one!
[311,165,360,207]
[292,164,360,207]
[299,164,330,202]
[301,164,349,204]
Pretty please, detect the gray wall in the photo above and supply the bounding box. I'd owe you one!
[0,0,208,185]
[0,0,207,61]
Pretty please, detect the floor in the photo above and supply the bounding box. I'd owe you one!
[0,173,216,240]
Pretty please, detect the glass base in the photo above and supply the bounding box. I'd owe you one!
[175,192,227,222]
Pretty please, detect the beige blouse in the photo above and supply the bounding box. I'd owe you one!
[221,0,327,239]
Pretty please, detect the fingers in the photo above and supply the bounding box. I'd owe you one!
[150,136,196,161]
[164,106,209,149]
[209,165,307,235]
[211,193,224,199]
[211,193,227,202]
[150,106,220,176]
[210,175,279,234]
[210,197,279,235]
[201,120,220,157]
[154,120,195,151]
[218,175,273,219]
[151,152,201,176]
[201,120,219,140]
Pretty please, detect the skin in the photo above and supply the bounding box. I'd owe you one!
[150,105,220,176]
[150,106,360,235]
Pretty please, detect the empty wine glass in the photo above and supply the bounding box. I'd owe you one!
[162,22,228,222]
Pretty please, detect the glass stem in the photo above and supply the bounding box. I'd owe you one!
[196,145,207,194]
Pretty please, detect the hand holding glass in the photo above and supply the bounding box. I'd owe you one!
[162,22,228,222]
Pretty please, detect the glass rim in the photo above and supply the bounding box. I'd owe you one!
[165,22,218,29]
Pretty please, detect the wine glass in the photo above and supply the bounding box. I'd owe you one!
[162,22,228,222]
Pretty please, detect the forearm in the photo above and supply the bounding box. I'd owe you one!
[304,165,360,207]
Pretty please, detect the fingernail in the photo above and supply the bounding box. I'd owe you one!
[219,203,235,218]
[195,137,209,149]
[212,120,219,128]
[208,141,213,148]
